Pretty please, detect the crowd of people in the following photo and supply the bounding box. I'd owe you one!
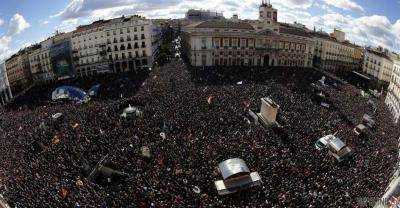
[0,57,399,207]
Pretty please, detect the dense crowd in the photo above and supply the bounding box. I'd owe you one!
[0,58,399,207]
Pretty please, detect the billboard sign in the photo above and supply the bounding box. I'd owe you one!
[50,41,75,79]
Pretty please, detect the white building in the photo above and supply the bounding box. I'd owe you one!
[71,16,160,77]
[105,16,159,73]
[363,48,393,82]
[331,29,345,43]
[311,31,360,72]
[385,55,400,123]
[183,2,314,68]
[72,20,109,77]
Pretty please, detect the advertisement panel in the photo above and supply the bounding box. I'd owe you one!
[50,41,75,79]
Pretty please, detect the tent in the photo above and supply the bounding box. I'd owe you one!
[88,84,101,97]
[120,105,143,118]
[52,86,89,103]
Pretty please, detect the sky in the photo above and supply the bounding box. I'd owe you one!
[1,0,400,63]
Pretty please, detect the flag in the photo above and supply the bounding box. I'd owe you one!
[160,132,166,139]
[76,179,84,187]
[59,187,69,199]
[207,96,214,104]
[72,123,79,129]
[52,135,60,145]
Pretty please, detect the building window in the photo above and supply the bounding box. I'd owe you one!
[223,38,229,47]
[201,38,207,49]
[214,38,220,48]
[240,39,246,47]
[141,26,144,31]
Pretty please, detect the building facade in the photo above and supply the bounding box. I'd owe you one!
[51,32,74,79]
[385,56,400,123]
[104,16,158,73]
[72,20,109,77]
[311,31,360,73]
[331,29,345,42]
[5,49,32,91]
[28,39,53,82]
[183,2,314,68]
[72,16,160,77]
[363,48,393,82]
[0,62,12,105]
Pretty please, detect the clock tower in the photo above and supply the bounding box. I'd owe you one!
[259,0,277,24]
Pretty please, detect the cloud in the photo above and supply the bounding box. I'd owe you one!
[52,0,400,51]
[55,0,180,20]
[323,0,364,13]
[55,0,314,21]
[0,13,30,63]
[0,36,13,63]
[7,13,31,36]
[273,0,314,9]
[0,18,4,27]
[40,20,50,26]
[54,18,80,32]
[307,13,399,50]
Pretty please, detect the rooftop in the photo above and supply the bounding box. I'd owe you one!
[194,20,255,30]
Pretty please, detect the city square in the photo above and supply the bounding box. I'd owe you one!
[1,1,400,207]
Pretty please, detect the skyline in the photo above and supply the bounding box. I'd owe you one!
[1,0,400,63]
